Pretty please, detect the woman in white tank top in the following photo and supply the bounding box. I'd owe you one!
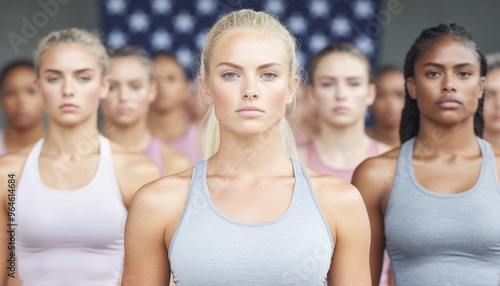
[121,9,371,286]
[0,29,160,286]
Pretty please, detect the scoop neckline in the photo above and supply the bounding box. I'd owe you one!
[406,137,485,198]
[201,159,299,227]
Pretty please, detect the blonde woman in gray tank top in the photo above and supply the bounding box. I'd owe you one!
[0,29,160,285]
[353,24,500,285]
[122,9,371,286]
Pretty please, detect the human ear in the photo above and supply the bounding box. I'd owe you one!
[99,75,110,100]
[198,76,213,105]
[285,76,300,105]
[366,83,376,105]
[406,78,417,100]
[478,76,486,99]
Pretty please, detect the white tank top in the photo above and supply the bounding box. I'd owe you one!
[15,135,127,286]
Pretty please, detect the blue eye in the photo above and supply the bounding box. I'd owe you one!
[262,72,277,79]
[78,76,91,83]
[223,72,238,79]
[47,77,59,83]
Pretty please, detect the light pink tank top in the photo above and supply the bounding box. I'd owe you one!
[0,130,7,155]
[165,123,201,164]
[305,138,380,182]
[15,135,127,286]
[143,137,166,176]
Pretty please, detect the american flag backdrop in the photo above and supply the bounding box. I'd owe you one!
[101,0,381,78]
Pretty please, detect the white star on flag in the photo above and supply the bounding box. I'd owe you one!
[106,0,126,15]
[353,1,374,19]
[195,31,208,50]
[264,0,285,15]
[151,29,172,51]
[107,29,127,49]
[354,36,374,56]
[197,0,217,15]
[288,14,307,35]
[174,12,195,33]
[309,0,329,18]
[151,0,172,15]
[331,16,351,37]
[128,10,150,33]
[309,33,329,53]
[176,47,193,68]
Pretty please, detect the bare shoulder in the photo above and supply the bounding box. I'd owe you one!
[109,141,161,207]
[306,168,363,210]
[131,168,195,233]
[305,168,368,244]
[136,168,194,206]
[353,147,401,186]
[110,140,160,177]
[161,144,192,175]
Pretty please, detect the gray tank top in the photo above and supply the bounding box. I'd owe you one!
[169,159,334,285]
[385,137,500,285]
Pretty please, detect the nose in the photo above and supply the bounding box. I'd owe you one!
[62,78,74,98]
[334,83,347,101]
[242,77,259,100]
[442,74,457,93]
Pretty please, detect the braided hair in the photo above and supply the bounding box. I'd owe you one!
[400,23,488,143]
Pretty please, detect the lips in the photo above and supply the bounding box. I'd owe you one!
[436,96,462,109]
[332,106,350,114]
[236,106,264,117]
[59,104,78,112]
[117,106,133,115]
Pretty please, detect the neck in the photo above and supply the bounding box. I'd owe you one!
[102,118,152,152]
[43,117,100,156]
[414,118,478,156]
[316,119,370,152]
[211,125,291,178]
[147,107,190,140]
[370,123,400,147]
[483,130,500,150]
[4,122,44,151]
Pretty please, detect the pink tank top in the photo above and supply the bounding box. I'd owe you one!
[143,137,166,176]
[0,130,7,155]
[165,123,201,164]
[305,139,380,182]
[15,135,127,285]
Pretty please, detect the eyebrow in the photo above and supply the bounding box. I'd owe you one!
[43,68,94,74]
[317,75,362,81]
[216,62,282,69]
[421,62,475,69]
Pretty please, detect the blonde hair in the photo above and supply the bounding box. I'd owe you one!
[199,9,302,160]
[34,28,108,76]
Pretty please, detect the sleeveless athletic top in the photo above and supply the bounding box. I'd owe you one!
[0,130,7,155]
[306,139,380,182]
[15,135,127,286]
[143,137,166,176]
[385,137,500,285]
[169,159,334,285]
[165,123,201,164]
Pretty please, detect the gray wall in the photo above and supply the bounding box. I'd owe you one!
[0,0,100,68]
[378,0,500,67]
